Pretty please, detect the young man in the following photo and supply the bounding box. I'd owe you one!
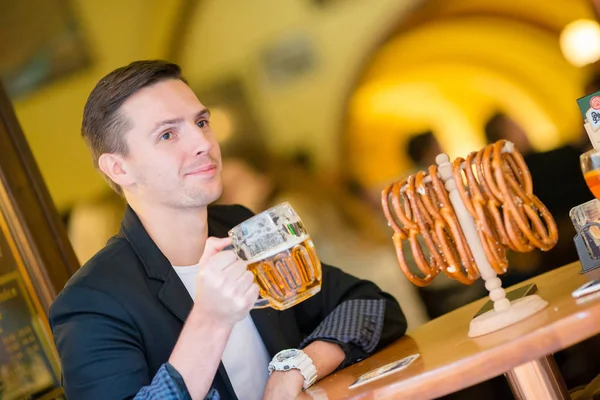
[49,60,407,400]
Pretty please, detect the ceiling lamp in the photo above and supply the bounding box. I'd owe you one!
[560,19,600,67]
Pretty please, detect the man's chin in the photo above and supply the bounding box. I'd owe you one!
[207,187,223,205]
[188,183,222,206]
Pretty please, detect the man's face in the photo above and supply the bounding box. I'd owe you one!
[115,79,222,209]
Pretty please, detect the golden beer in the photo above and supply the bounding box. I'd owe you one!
[247,236,322,310]
[229,202,323,310]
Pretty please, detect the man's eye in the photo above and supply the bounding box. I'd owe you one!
[197,120,209,128]
[160,132,173,141]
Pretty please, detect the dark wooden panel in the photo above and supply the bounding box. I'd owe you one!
[0,82,78,312]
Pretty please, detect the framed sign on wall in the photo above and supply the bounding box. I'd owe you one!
[0,0,91,99]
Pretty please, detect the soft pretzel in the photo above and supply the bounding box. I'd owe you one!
[382,140,558,286]
[381,166,479,286]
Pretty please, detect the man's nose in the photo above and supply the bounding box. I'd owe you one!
[187,123,212,155]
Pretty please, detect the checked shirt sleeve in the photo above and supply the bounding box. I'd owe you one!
[134,363,219,400]
[299,299,386,368]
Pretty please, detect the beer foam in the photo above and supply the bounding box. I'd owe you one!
[247,234,310,264]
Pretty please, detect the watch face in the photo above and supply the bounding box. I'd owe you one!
[276,349,299,362]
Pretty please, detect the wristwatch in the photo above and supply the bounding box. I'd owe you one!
[268,349,318,390]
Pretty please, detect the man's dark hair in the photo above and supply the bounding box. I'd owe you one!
[82,60,187,194]
[406,131,436,165]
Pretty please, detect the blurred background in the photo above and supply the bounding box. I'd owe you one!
[3,0,600,398]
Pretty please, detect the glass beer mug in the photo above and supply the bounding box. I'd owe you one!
[228,202,322,311]
[581,148,600,199]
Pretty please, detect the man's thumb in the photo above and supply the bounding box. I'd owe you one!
[200,236,233,264]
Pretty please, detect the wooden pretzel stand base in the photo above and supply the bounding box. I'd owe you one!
[433,153,549,338]
[468,295,548,338]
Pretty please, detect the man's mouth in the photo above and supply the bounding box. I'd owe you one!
[185,163,217,176]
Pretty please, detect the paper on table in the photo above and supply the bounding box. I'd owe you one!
[348,354,420,389]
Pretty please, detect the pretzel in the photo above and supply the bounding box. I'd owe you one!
[427,166,479,283]
[452,153,508,274]
[383,182,438,286]
[382,140,558,287]
[490,141,557,251]
[381,166,479,286]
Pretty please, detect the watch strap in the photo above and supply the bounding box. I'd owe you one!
[268,349,318,390]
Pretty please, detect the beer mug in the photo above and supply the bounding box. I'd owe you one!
[228,202,322,311]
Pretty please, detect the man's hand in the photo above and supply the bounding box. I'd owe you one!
[262,370,304,400]
[194,236,259,325]
[262,341,346,400]
[169,237,259,399]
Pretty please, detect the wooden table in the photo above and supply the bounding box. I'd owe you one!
[306,262,600,399]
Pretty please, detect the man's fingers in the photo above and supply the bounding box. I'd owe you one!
[202,251,239,273]
[199,237,234,265]
[224,260,248,281]
[244,283,260,307]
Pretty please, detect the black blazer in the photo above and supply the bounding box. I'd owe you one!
[49,204,406,399]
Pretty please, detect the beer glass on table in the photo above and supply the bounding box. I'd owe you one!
[581,149,600,199]
[228,202,322,311]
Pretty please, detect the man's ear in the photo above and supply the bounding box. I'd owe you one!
[98,153,135,188]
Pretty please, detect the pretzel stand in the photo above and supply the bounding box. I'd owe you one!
[382,140,567,398]
[435,151,548,337]
[382,140,558,338]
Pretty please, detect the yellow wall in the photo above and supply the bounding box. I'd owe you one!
[11,0,184,211]
[178,0,421,174]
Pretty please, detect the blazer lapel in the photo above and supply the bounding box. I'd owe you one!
[120,206,193,323]
[157,274,193,323]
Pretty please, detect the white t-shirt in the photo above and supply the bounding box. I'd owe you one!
[172,264,270,400]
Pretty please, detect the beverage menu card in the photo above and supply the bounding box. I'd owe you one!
[577,91,600,150]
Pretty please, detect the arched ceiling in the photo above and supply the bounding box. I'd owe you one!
[346,0,596,190]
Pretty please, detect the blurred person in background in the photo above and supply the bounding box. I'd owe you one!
[406,130,443,170]
[484,112,534,156]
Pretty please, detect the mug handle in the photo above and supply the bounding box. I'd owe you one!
[224,244,271,310]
